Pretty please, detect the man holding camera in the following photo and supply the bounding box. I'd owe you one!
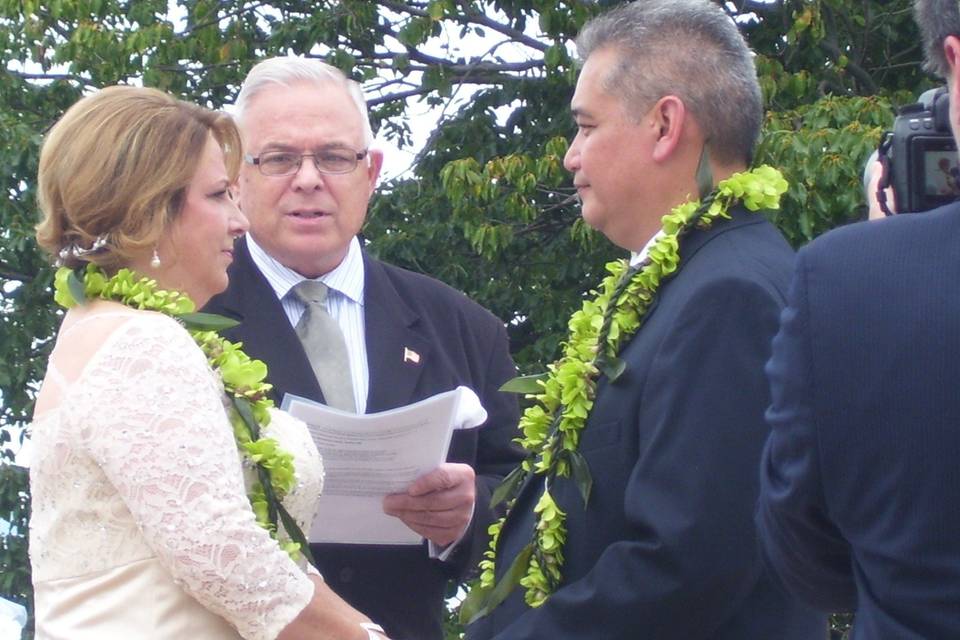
[756,1,960,636]
[868,85,957,218]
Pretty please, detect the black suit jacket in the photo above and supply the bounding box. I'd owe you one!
[468,209,826,640]
[757,201,960,639]
[204,238,523,640]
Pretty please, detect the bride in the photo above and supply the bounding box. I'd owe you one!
[29,85,387,640]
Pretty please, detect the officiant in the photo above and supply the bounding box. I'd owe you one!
[203,57,523,640]
[464,1,825,638]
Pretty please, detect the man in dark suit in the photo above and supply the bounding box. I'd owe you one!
[204,57,522,640]
[466,1,825,638]
[756,1,960,637]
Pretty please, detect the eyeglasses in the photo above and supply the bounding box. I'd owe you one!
[244,147,368,176]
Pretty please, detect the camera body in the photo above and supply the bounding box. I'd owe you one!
[881,87,959,213]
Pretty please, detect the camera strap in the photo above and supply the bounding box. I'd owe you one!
[876,134,896,217]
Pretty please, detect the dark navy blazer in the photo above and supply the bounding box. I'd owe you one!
[758,200,960,639]
[205,238,523,640]
[468,209,826,640]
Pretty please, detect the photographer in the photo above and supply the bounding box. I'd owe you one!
[756,0,960,637]
[868,85,958,217]
[862,150,892,219]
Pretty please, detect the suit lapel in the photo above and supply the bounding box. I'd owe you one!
[217,238,324,404]
[502,209,766,537]
[612,206,761,357]
[362,254,431,413]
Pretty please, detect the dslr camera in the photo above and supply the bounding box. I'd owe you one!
[879,87,959,213]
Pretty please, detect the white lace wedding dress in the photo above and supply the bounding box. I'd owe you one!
[29,308,324,640]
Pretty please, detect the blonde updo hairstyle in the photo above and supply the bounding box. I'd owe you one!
[36,85,242,270]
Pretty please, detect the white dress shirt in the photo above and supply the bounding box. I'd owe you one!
[630,229,666,268]
[247,235,370,413]
[247,235,462,557]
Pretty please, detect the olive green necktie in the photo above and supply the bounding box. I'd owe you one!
[291,280,356,413]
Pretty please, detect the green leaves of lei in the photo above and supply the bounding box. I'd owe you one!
[53,264,313,563]
[460,165,788,623]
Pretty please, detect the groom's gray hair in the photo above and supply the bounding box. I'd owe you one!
[575,0,762,166]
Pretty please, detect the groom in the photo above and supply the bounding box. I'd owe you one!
[466,1,824,638]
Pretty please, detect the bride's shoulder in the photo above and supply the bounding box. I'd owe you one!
[102,310,199,361]
[109,307,191,340]
[53,303,197,371]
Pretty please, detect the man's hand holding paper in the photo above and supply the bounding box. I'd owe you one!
[383,462,476,546]
[282,386,489,547]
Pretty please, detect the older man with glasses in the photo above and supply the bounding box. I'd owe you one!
[204,56,523,640]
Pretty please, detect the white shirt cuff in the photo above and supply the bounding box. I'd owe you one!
[428,510,474,561]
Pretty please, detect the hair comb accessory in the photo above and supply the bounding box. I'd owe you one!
[55,234,110,266]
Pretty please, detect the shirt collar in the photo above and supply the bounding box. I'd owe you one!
[246,234,365,305]
[629,230,665,268]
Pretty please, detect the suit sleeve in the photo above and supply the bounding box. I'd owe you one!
[756,252,857,612]
[489,276,787,639]
[474,320,524,509]
[450,317,524,578]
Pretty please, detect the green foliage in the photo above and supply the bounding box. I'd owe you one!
[757,94,893,245]
[0,464,31,635]
[367,73,616,371]
[746,0,927,111]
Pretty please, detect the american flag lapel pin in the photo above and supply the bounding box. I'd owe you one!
[403,347,421,365]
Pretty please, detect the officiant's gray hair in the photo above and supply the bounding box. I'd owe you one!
[234,56,374,146]
[575,0,762,166]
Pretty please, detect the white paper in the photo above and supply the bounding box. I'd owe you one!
[281,387,486,545]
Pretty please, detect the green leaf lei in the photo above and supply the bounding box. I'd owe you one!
[461,165,788,623]
[53,264,313,564]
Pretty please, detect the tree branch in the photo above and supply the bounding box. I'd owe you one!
[372,20,543,76]
[0,264,34,284]
[378,0,549,52]
[7,70,91,86]
[401,45,543,74]
[737,0,783,15]
[176,0,272,38]
[152,60,246,74]
[455,1,550,53]
[819,4,877,94]
[367,87,432,106]
[818,39,876,94]
[366,76,420,91]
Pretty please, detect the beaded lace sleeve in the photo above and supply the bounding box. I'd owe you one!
[66,313,314,640]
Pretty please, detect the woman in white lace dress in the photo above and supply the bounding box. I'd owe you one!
[29,86,387,640]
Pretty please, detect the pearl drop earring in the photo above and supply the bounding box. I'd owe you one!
[150,248,161,268]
